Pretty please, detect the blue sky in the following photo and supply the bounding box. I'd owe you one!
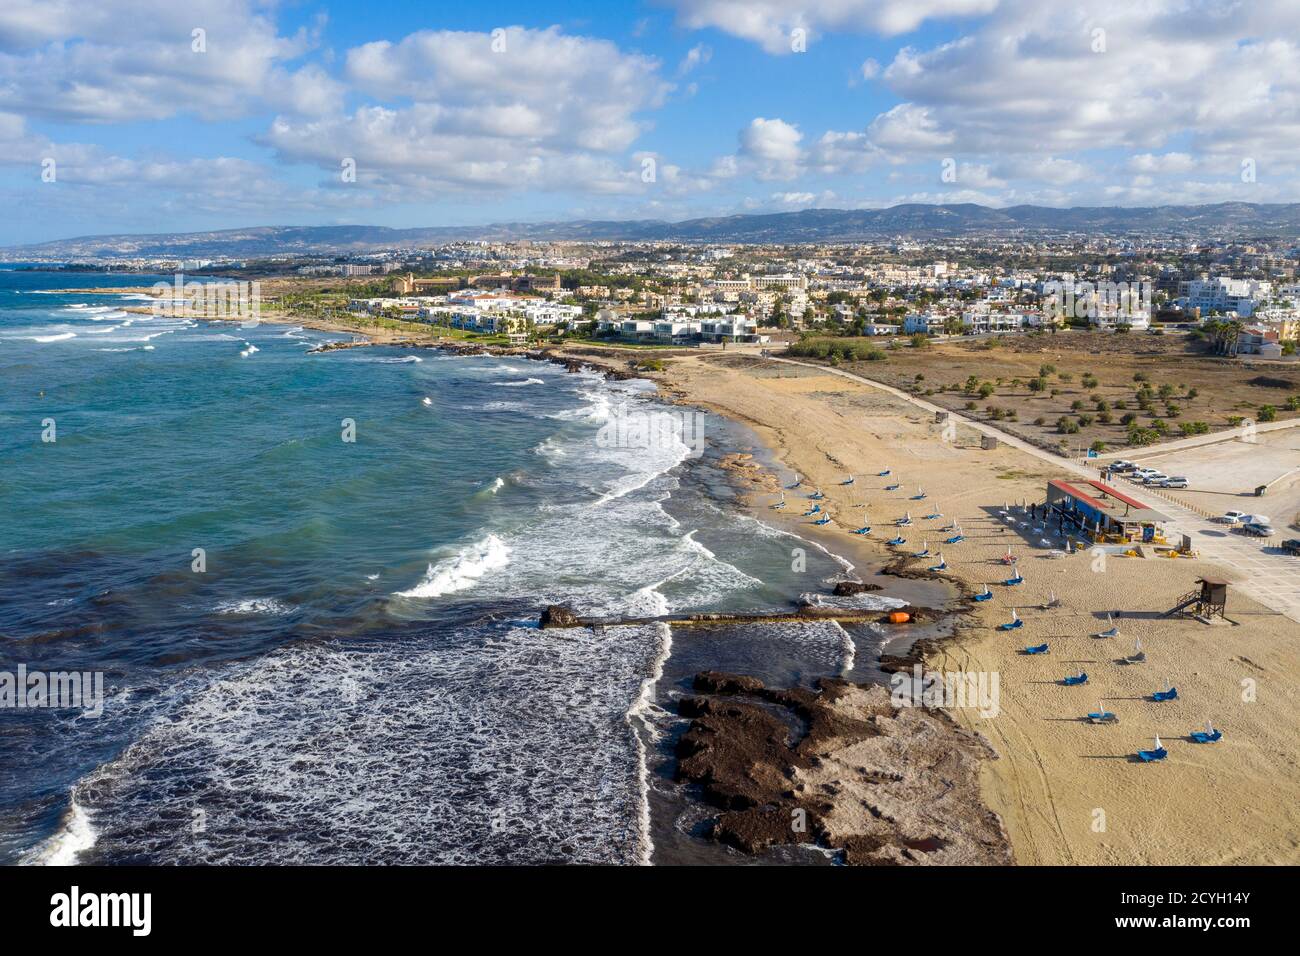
[1,0,1298,244]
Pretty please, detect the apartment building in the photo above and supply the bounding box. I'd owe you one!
[1178,277,1272,317]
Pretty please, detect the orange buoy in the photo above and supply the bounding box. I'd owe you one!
[888,611,911,624]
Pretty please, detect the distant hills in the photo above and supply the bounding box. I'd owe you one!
[6,202,1300,260]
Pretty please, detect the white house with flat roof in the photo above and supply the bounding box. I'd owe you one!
[902,314,946,335]
[961,312,1026,334]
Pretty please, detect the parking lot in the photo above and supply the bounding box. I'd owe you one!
[1123,429,1300,533]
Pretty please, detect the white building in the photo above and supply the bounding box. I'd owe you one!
[961,312,1026,334]
[1178,277,1272,317]
[903,314,947,335]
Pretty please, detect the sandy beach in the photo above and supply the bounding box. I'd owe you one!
[656,352,1300,866]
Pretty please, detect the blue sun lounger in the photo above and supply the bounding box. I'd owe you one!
[997,617,1022,630]
[945,533,964,544]
[972,588,994,602]
[1004,574,1024,586]
[1023,643,1049,654]
[1137,743,1168,762]
[841,477,855,486]
[809,491,824,500]
[1061,672,1088,686]
[852,526,871,536]
[878,469,890,477]
[1190,725,1222,743]
[813,515,831,526]
[929,560,948,573]
[887,535,906,546]
[924,512,942,520]
[1087,708,1118,724]
[1151,687,1178,702]
[884,483,900,491]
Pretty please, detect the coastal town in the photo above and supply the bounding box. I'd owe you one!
[30,231,1300,352]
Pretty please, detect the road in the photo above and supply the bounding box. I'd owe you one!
[765,356,1300,623]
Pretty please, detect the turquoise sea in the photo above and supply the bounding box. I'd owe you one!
[0,268,928,865]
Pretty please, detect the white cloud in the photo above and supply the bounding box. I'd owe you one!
[736,117,804,178]
[865,104,955,155]
[1128,152,1198,175]
[665,0,1000,54]
[261,28,672,197]
[0,0,327,122]
[808,130,885,174]
[678,43,712,75]
[873,0,1300,164]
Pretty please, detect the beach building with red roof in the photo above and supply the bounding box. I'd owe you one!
[1045,478,1169,543]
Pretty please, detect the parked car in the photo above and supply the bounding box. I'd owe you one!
[1111,460,1136,472]
[1220,511,1249,524]
[1161,477,1189,489]
[1238,522,1274,537]
[1281,539,1300,556]
[1142,472,1169,485]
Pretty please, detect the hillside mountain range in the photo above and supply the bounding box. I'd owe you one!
[5,202,1300,260]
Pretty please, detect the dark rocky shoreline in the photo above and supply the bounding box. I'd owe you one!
[308,336,649,381]
[674,671,1013,865]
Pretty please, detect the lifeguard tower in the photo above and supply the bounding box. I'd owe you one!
[1164,577,1229,622]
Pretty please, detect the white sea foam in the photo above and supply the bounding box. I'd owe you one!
[19,798,97,866]
[352,355,422,364]
[547,388,613,422]
[31,331,76,342]
[799,591,907,612]
[56,625,661,864]
[492,377,545,387]
[395,534,512,599]
[213,598,294,616]
[591,424,692,508]
[832,620,856,673]
[240,342,258,358]
[625,622,673,866]
[533,436,567,460]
